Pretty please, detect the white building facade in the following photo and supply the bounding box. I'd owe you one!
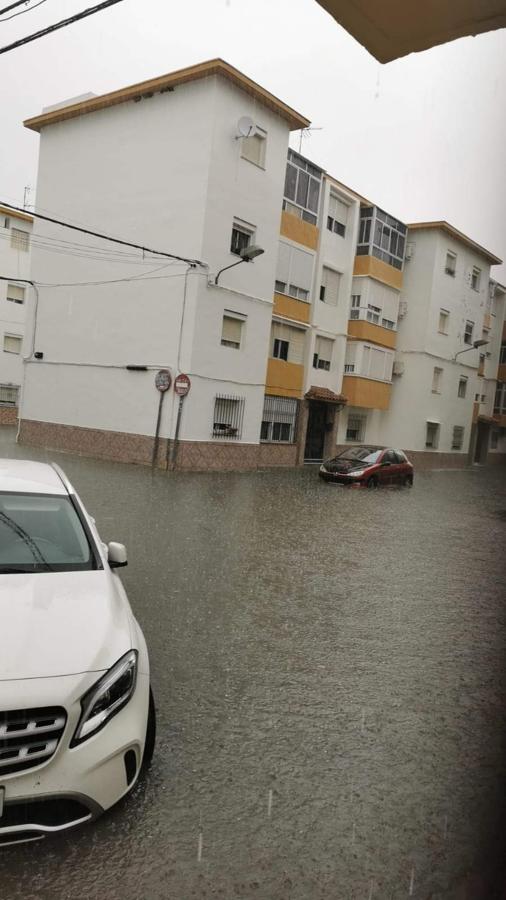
[0,206,33,425]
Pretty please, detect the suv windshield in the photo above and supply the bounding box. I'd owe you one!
[0,492,98,573]
[334,448,383,464]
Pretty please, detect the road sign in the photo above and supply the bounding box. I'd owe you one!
[174,373,191,397]
[155,369,172,393]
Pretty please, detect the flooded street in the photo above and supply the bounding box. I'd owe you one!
[1,428,506,899]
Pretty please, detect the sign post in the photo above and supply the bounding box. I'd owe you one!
[168,374,191,469]
[152,369,172,468]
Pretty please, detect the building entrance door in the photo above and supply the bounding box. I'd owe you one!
[474,421,489,464]
[304,402,327,461]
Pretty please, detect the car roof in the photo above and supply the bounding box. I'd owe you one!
[0,459,69,496]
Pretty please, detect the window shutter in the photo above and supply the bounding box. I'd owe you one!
[276,242,291,284]
[289,246,313,292]
[7,285,25,302]
[222,316,242,345]
[10,229,30,251]
[288,326,305,364]
[329,194,348,224]
[369,346,386,380]
[321,267,340,305]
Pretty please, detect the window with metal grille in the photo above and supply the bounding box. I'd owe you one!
[313,336,333,371]
[241,127,266,167]
[319,267,340,305]
[0,384,18,406]
[212,395,245,440]
[425,421,440,449]
[451,426,464,450]
[464,320,474,345]
[327,194,348,237]
[221,314,244,349]
[6,284,25,305]
[10,228,30,252]
[260,395,298,443]
[3,334,22,354]
[458,377,467,398]
[346,414,366,442]
[230,220,254,256]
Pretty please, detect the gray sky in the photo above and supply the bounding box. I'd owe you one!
[1,0,505,278]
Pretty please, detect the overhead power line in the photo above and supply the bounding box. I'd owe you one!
[0,0,50,22]
[0,0,32,15]
[0,201,206,268]
[0,0,125,55]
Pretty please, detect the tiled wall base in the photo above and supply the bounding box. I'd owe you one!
[18,419,298,471]
[0,407,18,426]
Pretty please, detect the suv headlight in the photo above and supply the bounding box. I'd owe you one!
[71,650,138,746]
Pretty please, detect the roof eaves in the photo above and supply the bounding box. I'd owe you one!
[407,220,502,266]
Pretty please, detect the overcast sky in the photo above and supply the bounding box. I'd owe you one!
[1,0,505,278]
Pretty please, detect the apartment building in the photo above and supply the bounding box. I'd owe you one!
[376,223,505,465]
[0,206,33,425]
[16,59,505,469]
[17,60,311,468]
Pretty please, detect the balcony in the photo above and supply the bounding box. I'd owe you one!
[273,292,310,324]
[341,375,392,410]
[266,358,304,399]
[353,255,403,291]
[280,210,319,251]
[347,318,397,350]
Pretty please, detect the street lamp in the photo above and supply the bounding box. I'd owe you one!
[454,338,489,361]
[214,245,264,285]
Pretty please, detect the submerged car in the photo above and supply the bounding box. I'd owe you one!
[319,446,414,487]
[0,460,155,846]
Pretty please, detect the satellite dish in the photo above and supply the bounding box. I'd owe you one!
[237,115,255,138]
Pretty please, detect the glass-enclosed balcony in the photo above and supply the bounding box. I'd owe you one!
[356,206,407,271]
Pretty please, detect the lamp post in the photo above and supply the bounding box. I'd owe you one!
[214,245,264,285]
[454,338,489,361]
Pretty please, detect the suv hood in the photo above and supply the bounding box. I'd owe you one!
[0,571,132,680]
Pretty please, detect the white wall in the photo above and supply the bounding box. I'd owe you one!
[0,213,32,397]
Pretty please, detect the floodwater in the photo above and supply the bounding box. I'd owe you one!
[1,428,506,899]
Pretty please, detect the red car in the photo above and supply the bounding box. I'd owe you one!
[319,446,414,487]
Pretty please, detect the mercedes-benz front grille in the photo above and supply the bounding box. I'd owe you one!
[0,707,66,775]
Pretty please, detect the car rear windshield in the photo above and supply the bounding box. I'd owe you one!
[334,448,383,463]
[0,492,99,573]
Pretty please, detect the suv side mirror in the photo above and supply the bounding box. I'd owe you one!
[108,542,128,568]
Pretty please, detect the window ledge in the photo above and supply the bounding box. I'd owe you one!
[240,156,266,171]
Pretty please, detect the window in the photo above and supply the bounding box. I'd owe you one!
[471,266,481,291]
[445,252,456,276]
[366,304,381,325]
[271,322,305,365]
[241,127,266,167]
[260,396,298,443]
[327,194,348,237]
[425,422,440,449]
[464,320,474,345]
[273,338,289,361]
[381,318,395,330]
[0,384,18,406]
[319,267,340,305]
[432,367,443,393]
[3,334,22,354]
[350,295,361,320]
[356,206,406,270]
[275,241,313,302]
[313,336,333,371]
[283,149,322,226]
[344,363,355,373]
[221,313,244,349]
[10,228,30,252]
[494,383,506,415]
[346,414,366,442]
[6,284,25,305]
[458,376,468,398]
[230,220,254,256]
[438,309,449,334]
[451,426,465,450]
[500,343,506,365]
[212,395,245,439]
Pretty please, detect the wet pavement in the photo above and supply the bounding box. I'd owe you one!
[1,427,506,899]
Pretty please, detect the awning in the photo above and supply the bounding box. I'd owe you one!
[315,0,506,63]
[305,386,348,405]
[478,414,500,425]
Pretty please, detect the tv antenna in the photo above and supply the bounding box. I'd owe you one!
[298,126,323,154]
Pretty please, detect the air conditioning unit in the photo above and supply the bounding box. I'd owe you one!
[392,361,404,376]
[398,300,408,318]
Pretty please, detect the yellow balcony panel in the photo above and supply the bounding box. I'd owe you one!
[342,375,391,410]
[280,210,319,251]
[273,292,311,324]
[353,255,403,291]
[347,319,397,350]
[477,361,485,377]
[266,358,304,399]
[497,363,506,382]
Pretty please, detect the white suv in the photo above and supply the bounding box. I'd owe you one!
[0,459,155,846]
